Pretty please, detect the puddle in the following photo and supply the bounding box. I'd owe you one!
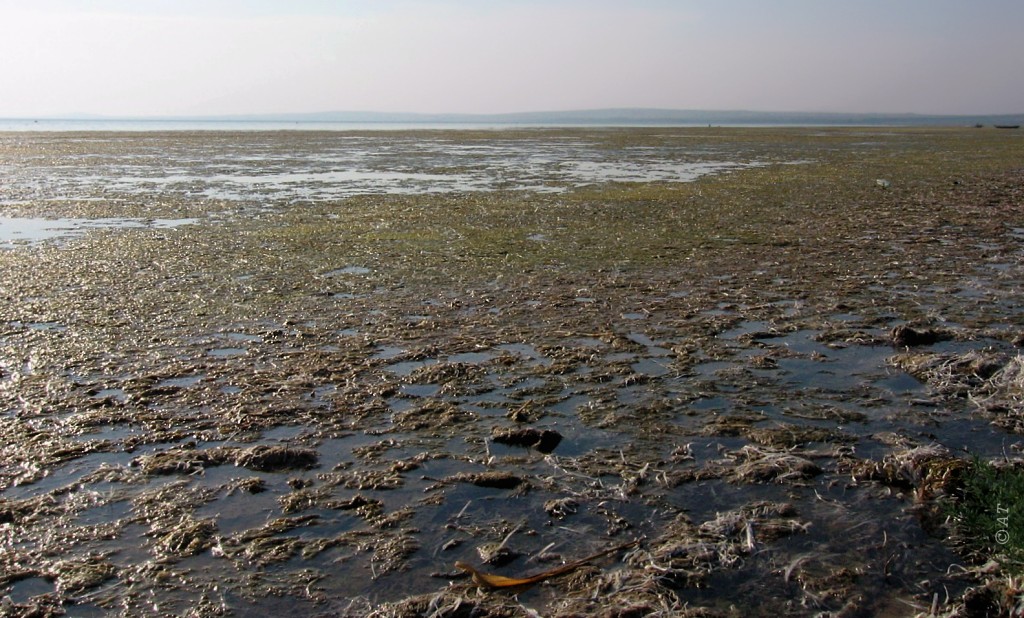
[496,343,552,366]
[75,499,134,526]
[0,216,197,248]
[564,159,759,184]
[156,375,205,388]
[193,487,281,536]
[323,266,371,276]
[631,357,673,377]
[69,423,141,443]
[208,347,247,358]
[4,450,140,499]
[371,346,406,360]
[8,577,54,604]
[874,371,926,394]
[447,351,496,364]
[262,425,307,442]
[399,383,441,398]
[90,388,127,402]
[690,395,731,411]
[7,321,69,332]
[225,332,263,343]
[384,358,439,376]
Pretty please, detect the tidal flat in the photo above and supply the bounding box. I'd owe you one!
[1,127,1023,617]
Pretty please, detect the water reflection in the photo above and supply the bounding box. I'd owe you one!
[0,216,197,248]
[0,133,772,206]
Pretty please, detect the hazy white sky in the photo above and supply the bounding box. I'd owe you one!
[1,0,1022,117]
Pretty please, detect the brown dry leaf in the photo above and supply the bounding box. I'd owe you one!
[456,539,638,590]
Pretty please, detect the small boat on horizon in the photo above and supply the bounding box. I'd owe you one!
[994,124,1020,129]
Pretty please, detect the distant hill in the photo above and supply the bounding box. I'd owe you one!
[34,108,1023,127]
[192,108,1023,127]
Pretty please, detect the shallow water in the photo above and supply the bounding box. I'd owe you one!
[0,132,770,209]
[1,128,1023,616]
[0,215,197,247]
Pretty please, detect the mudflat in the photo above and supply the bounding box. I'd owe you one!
[1,127,1022,616]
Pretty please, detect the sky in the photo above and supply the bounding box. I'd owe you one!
[1,0,1022,118]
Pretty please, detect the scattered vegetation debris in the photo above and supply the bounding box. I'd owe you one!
[227,476,267,494]
[3,128,1023,616]
[476,543,521,567]
[891,350,1008,397]
[391,400,478,431]
[544,497,579,519]
[151,516,218,561]
[888,345,1024,432]
[505,399,546,422]
[745,424,854,448]
[727,445,823,483]
[132,445,235,475]
[52,554,116,594]
[847,444,961,493]
[641,502,808,590]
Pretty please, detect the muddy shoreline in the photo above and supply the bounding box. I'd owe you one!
[1,128,1023,616]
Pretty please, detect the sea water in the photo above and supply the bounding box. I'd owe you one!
[0,129,770,246]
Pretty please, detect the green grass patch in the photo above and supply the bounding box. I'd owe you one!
[946,457,1024,572]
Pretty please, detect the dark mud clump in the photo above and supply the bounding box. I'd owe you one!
[445,471,526,490]
[491,426,563,453]
[890,323,955,347]
[234,445,320,472]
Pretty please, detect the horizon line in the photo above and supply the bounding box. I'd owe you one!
[4,107,1023,122]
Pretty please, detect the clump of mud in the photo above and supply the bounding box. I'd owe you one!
[234,445,320,472]
[890,324,956,347]
[491,427,563,453]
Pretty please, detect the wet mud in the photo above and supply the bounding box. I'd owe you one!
[1,127,1023,616]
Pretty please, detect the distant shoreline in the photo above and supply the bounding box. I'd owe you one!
[1,120,1020,133]
[2,108,1022,132]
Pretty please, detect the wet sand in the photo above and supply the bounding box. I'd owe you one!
[1,127,1023,616]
